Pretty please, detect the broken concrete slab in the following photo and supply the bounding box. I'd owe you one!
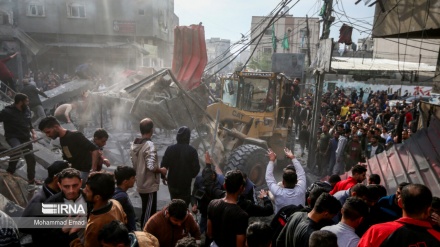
[41,79,93,109]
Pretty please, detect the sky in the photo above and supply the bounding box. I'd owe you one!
[175,0,376,46]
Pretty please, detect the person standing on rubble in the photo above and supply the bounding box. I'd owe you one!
[0,51,18,94]
[161,126,200,206]
[130,118,167,228]
[38,116,100,186]
[92,128,111,171]
[0,93,39,190]
[20,77,49,122]
[54,102,77,124]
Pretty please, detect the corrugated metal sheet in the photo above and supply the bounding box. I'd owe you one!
[365,115,440,196]
[331,57,436,72]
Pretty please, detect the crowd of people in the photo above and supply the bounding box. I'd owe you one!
[287,87,419,176]
[25,69,72,92]
[0,81,439,247]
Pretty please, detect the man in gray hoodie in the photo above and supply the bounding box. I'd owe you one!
[131,118,166,228]
[161,126,200,206]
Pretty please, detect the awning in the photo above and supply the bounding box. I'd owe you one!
[331,57,436,72]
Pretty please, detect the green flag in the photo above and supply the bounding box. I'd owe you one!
[282,32,289,50]
[272,24,277,53]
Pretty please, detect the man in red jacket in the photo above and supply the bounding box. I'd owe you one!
[358,184,440,247]
[0,52,18,94]
[329,164,366,195]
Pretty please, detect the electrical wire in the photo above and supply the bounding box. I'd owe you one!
[211,0,299,75]
[205,0,288,68]
[204,0,323,73]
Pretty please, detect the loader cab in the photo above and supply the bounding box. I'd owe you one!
[221,72,277,112]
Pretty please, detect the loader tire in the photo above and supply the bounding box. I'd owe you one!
[225,144,268,186]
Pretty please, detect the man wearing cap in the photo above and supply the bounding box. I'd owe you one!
[161,126,200,206]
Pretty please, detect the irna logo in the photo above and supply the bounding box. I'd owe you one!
[41,203,86,215]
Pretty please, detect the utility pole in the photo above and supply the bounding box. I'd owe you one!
[307,0,334,169]
[305,15,311,67]
[435,46,440,93]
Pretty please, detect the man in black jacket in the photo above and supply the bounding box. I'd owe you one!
[22,161,70,216]
[0,93,38,188]
[20,77,49,122]
[161,126,200,206]
[21,161,70,246]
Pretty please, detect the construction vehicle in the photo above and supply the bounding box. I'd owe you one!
[86,25,295,186]
[195,71,291,186]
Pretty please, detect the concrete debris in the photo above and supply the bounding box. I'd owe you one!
[0,172,28,210]
[41,79,93,109]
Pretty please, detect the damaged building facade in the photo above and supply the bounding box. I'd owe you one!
[0,0,178,76]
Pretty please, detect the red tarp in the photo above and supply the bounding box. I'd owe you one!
[172,25,208,91]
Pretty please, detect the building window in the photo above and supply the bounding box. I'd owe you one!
[67,3,86,18]
[299,29,307,48]
[264,29,272,36]
[138,9,145,15]
[28,3,45,17]
[263,47,272,54]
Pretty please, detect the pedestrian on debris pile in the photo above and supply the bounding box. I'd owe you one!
[39,116,100,187]
[0,93,39,189]
[130,118,166,228]
[161,126,200,206]
[92,128,110,171]
[54,103,77,124]
[0,52,18,94]
[20,77,49,122]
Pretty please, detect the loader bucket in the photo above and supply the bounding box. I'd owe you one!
[172,25,208,90]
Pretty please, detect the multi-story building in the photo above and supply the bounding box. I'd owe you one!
[206,37,231,74]
[373,38,440,65]
[249,14,320,70]
[2,0,177,76]
[357,38,374,51]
